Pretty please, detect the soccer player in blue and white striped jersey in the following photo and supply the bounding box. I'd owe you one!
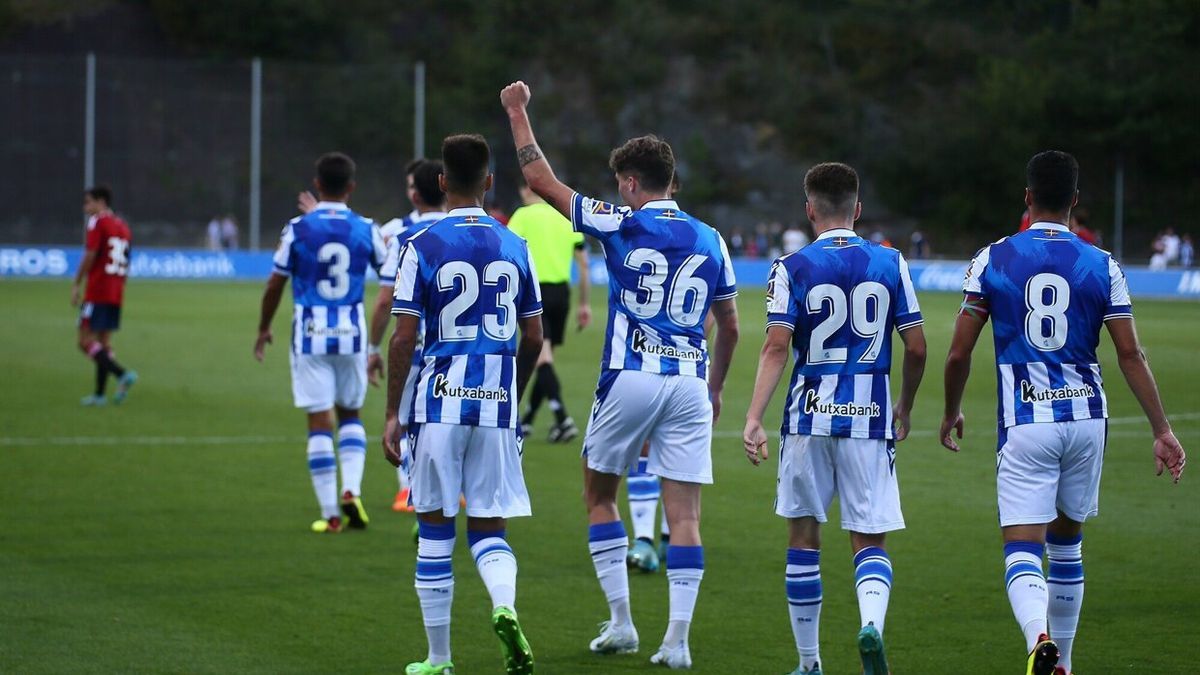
[382,134,542,675]
[503,80,740,670]
[743,163,927,675]
[941,151,1186,675]
[255,152,386,534]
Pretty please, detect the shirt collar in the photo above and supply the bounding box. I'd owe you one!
[413,210,447,222]
[640,199,679,211]
[1030,221,1069,233]
[448,206,488,218]
[314,201,348,210]
[816,227,857,241]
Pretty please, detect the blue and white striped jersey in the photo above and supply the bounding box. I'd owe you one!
[272,201,386,355]
[964,221,1132,428]
[767,228,923,440]
[391,207,543,428]
[570,194,737,379]
[379,211,447,369]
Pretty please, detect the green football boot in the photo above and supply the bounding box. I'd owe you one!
[492,606,534,674]
[857,622,889,675]
[404,659,453,675]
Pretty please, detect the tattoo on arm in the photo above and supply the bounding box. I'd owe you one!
[516,144,543,167]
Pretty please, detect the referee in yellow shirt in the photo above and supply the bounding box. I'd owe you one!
[508,183,591,442]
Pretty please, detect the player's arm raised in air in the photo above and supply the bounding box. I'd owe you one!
[1106,318,1186,482]
[501,81,575,217]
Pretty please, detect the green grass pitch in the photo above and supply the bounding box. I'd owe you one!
[1,279,1197,674]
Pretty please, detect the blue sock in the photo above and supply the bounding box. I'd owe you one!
[1004,541,1048,651]
[416,521,456,664]
[853,546,893,633]
[589,521,632,625]
[664,545,705,645]
[306,431,338,518]
[787,548,822,670]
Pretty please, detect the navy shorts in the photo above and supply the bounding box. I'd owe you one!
[79,302,121,332]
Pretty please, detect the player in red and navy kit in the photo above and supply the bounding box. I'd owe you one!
[72,185,137,406]
[942,152,1186,675]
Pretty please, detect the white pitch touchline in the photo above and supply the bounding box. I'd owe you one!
[1,413,1196,447]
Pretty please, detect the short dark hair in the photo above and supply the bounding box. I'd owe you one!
[404,158,425,177]
[85,184,112,206]
[609,135,675,193]
[441,134,490,194]
[804,162,859,218]
[412,159,444,206]
[316,152,356,196]
[1026,150,1078,212]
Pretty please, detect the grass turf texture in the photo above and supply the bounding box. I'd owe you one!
[1,279,1197,674]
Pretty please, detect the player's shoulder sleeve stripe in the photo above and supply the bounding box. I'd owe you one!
[896,317,924,331]
[765,319,795,330]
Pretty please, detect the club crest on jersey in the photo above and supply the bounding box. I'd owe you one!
[802,390,881,418]
[630,328,704,361]
[432,374,509,402]
[1019,380,1095,403]
[590,201,615,215]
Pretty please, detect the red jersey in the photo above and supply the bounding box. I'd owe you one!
[84,212,132,304]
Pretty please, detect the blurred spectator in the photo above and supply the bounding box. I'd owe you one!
[1149,228,1181,270]
[870,229,893,248]
[782,223,810,254]
[729,228,745,256]
[487,199,510,225]
[1181,234,1194,268]
[206,216,222,251]
[1069,208,1098,246]
[909,230,930,259]
[1020,208,1032,232]
[220,214,239,250]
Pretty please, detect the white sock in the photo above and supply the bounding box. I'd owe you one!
[470,531,518,610]
[1004,541,1048,651]
[416,521,456,665]
[627,459,660,542]
[337,418,367,497]
[396,434,411,491]
[588,521,632,626]
[854,546,893,633]
[787,548,822,671]
[306,432,339,518]
[1047,534,1084,672]
[664,545,704,646]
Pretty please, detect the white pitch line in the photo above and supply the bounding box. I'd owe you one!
[2,413,1196,447]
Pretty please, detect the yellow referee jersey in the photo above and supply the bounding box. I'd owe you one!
[507,202,583,284]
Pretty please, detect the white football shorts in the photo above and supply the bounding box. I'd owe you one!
[408,422,531,519]
[997,418,1106,526]
[289,352,367,413]
[582,369,713,484]
[775,433,905,533]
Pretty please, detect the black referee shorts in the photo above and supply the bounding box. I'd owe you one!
[539,282,570,346]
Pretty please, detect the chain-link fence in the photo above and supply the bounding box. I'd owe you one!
[0,53,419,248]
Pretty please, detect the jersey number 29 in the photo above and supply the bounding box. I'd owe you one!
[806,282,890,364]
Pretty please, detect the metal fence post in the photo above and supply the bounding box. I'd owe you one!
[249,57,263,250]
[84,52,95,192]
[1113,153,1125,262]
[414,61,425,159]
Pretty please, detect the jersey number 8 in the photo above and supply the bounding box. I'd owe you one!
[806,282,890,364]
[622,249,709,328]
[438,260,519,341]
[1024,272,1070,351]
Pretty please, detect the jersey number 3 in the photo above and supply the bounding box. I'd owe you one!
[104,237,130,276]
[438,261,519,341]
[317,242,351,300]
[1025,272,1070,351]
